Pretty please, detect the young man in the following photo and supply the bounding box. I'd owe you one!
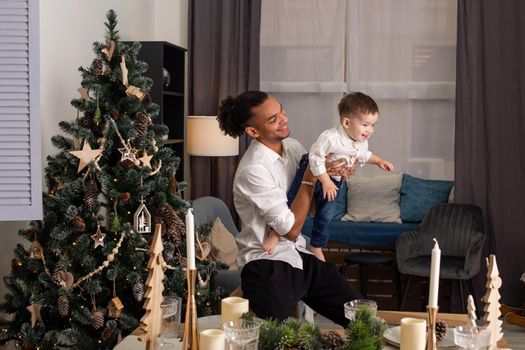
[217,91,361,326]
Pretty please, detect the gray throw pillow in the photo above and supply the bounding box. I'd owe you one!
[341,173,403,223]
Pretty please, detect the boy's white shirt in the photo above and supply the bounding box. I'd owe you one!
[308,125,372,179]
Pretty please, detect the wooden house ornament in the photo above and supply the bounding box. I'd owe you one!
[108,297,124,318]
[133,200,151,233]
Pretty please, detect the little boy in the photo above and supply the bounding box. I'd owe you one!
[262,92,394,261]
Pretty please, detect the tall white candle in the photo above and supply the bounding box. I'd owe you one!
[428,238,441,307]
[186,208,196,269]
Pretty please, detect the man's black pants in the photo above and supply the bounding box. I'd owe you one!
[240,252,361,326]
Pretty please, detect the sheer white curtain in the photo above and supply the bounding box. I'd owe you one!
[261,0,457,180]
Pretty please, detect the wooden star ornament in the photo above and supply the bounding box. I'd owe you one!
[69,141,103,173]
[91,227,106,249]
[138,150,153,168]
[26,304,43,327]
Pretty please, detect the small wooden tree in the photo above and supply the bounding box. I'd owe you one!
[481,254,503,349]
[466,295,477,331]
[138,224,165,350]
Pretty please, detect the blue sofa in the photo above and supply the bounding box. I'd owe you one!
[301,174,454,256]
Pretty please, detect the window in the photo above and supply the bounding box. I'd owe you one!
[0,0,42,220]
[261,0,457,179]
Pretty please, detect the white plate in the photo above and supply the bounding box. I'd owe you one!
[383,326,455,348]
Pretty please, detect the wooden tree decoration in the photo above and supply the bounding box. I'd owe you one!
[466,295,478,332]
[481,254,503,349]
[138,224,165,350]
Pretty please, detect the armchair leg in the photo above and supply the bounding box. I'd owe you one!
[400,275,412,311]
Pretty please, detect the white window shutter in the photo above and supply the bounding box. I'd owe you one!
[0,0,42,221]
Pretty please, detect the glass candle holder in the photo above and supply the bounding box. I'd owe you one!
[344,299,378,321]
[223,319,260,350]
[453,326,491,349]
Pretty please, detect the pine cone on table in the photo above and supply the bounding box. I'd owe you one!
[322,330,345,349]
[435,319,448,342]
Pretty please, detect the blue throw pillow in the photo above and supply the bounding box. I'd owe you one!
[400,174,454,222]
[333,181,348,220]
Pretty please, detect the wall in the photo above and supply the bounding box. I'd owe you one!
[0,1,187,348]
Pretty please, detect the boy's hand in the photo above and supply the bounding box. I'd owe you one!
[322,181,338,201]
[377,159,395,172]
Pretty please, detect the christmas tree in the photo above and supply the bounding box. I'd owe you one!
[0,10,225,350]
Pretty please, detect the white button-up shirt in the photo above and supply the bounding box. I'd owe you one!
[233,138,311,270]
[309,125,372,179]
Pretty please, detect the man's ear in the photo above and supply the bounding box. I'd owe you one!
[245,126,259,138]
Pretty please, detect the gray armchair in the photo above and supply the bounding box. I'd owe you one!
[396,203,485,312]
[193,196,241,294]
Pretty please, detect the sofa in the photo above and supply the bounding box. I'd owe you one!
[301,173,454,262]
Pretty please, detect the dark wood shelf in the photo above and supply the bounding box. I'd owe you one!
[163,91,184,97]
[165,138,184,145]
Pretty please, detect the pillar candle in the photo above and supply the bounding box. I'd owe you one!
[428,238,441,307]
[185,208,195,269]
[400,317,427,350]
[221,297,249,325]
[200,329,225,350]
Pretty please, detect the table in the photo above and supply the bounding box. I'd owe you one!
[115,312,510,349]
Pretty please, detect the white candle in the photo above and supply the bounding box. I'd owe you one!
[428,238,441,307]
[400,317,427,350]
[186,208,196,269]
[200,329,225,350]
[221,297,249,325]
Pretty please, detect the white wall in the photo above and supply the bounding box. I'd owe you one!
[0,2,187,347]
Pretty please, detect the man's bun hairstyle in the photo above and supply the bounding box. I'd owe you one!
[217,91,269,138]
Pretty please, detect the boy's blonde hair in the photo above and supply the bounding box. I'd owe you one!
[338,92,378,119]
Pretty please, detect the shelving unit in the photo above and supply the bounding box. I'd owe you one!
[132,41,187,182]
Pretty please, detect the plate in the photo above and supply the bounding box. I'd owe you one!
[383,326,455,348]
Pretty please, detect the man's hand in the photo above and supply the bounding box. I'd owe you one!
[325,156,356,180]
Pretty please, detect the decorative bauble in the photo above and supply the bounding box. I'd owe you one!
[28,240,44,260]
[58,294,69,317]
[162,67,171,87]
[78,115,93,129]
[134,112,151,141]
[132,279,144,302]
[435,319,448,342]
[120,192,130,201]
[110,108,120,120]
[92,309,105,329]
[73,216,86,232]
[93,106,102,125]
[133,201,151,234]
[84,179,98,210]
[91,58,104,76]
[119,158,135,170]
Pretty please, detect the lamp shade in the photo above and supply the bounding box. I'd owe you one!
[187,116,239,156]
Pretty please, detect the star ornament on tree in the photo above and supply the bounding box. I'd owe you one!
[69,141,103,173]
[91,227,106,248]
[26,304,43,328]
[138,150,153,168]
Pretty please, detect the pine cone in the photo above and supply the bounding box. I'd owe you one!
[91,58,104,76]
[120,192,131,201]
[73,216,86,232]
[58,294,69,317]
[322,330,345,349]
[120,158,135,170]
[435,319,447,342]
[163,246,175,262]
[158,204,184,248]
[52,266,66,284]
[92,309,105,329]
[134,112,151,141]
[132,279,144,302]
[84,179,98,210]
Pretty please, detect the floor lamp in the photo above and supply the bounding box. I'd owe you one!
[186,116,239,204]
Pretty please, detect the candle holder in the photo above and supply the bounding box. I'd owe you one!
[426,305,438,350]
[182,268,199,350]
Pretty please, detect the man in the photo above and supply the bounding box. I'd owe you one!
[217,91,361,326]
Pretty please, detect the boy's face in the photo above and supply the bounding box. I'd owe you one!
[342,112,378,142]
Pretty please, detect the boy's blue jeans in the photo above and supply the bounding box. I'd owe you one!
[287,154,341,248]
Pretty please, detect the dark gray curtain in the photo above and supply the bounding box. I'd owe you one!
[456,0,525,306]
[188,0,261,215]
